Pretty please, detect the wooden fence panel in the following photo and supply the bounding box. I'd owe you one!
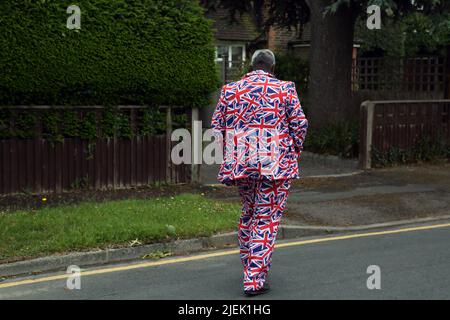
[0,106,190,194]
[0,135,189,194]
[353,56,446,98]
[360,100,450,169]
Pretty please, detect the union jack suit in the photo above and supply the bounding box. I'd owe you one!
[211,70,308,292]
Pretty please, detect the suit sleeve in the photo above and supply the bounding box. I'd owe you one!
[285,82,308,154]
[211,85,227,142]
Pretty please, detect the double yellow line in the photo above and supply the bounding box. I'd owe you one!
[1,222,449,289]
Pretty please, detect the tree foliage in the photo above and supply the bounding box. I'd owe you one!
[357,11,450,57]
[202,0,449,33]
[0,0,218,107]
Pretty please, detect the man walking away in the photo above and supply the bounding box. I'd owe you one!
[211,49,308,296]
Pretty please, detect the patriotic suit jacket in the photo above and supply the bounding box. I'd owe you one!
[211,70,308,185]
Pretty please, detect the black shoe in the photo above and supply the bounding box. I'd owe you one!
[244,283,271,297]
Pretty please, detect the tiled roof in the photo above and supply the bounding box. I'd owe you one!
[205,7,262,42]
[205,6,313,47]
[270,23,312,51]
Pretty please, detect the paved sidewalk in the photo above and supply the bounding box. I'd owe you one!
[284,163,450,226]
[203,160,450,227]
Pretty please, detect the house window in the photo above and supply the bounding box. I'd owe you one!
[215,44,246,68]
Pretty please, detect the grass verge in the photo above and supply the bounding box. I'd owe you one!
[0,193,240,263]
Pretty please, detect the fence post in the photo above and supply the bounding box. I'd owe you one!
[222,55,228,84]
[445,45,450,99]
[191,107,201,183]
[166,106,173,183]
[359,101,375,170]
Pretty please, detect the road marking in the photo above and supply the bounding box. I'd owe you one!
[276,222,450,249]
[1,222,450,289]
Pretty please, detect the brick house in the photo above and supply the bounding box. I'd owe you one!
[205,6,313,79]
[204,4,363,72]
[202,6,322,123]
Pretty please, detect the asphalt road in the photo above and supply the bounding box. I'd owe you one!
[1,223,450,300]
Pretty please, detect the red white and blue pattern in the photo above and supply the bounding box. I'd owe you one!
[212,70,308,293]
[211,70,308,185]
[237,178,291,292]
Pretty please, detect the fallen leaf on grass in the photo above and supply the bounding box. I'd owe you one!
[129,239,142,247]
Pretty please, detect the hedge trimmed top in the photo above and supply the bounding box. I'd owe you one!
[0,0,219,107]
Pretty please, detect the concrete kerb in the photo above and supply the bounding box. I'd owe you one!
[1,215,450,279]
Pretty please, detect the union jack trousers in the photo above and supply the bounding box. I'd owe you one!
[237,178,291,292]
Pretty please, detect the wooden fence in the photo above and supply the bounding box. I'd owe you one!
[359,100,450,169]
[353,56,446,98]
[0,106,190,194]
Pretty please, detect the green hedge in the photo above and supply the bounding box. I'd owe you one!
[0,0,218,107]
[304,120,360,159]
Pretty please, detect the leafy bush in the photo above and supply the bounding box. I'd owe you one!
[275,53,309,99]
[220,53,309,103]
[304,120,359,158]
[0,0,218,107]
[303,121,449,164]
[372,136,450,167]
[0,107,183,140]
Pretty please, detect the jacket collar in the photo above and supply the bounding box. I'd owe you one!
[242,70,276,79]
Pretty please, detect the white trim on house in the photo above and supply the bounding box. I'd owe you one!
[290,43,361,48]
[214,43,247,68]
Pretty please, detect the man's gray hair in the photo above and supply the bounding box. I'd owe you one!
[251,49,276,67]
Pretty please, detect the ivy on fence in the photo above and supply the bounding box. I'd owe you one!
[371,135,450,167]
[0,107,187,141]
